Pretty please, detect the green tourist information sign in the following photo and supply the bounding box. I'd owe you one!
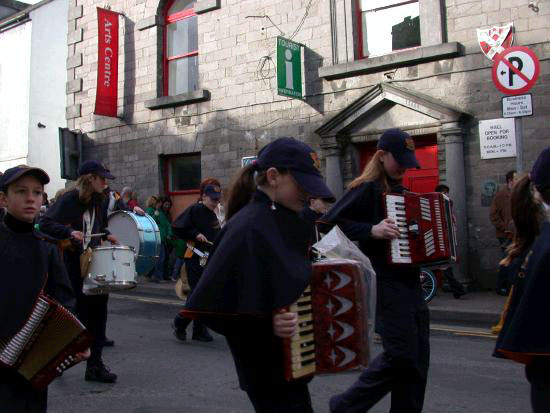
[277,36,303,99]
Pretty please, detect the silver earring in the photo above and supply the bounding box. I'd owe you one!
[271,201,276,210]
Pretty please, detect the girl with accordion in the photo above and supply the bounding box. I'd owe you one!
[321,129,430,413]
[181,138,334,413]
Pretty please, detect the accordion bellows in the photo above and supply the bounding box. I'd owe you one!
[0,294,92,390]
[284,259,370,381]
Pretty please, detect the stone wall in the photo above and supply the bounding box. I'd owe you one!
[67,0,550,287]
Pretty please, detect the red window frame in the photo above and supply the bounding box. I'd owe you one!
[355,0,420,59]
[163,1,198,96]
[163,153,201,196]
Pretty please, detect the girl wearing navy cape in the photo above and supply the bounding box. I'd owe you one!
[0,166,87,412]
[321,129,430,413]
[494,147,550,412]
[182,137,334,413]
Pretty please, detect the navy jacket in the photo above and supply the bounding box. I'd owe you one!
[495,222,550,364]
[172,202,220,253]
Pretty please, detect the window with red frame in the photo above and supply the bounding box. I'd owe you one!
[164,153,201,194]
[164,0,198,96]
[356,0,420,59]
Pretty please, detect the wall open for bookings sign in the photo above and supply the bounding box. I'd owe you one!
[478,118,516,159]
[277,37,303,99]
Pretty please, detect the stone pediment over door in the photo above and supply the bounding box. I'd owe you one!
[315,83,469,141]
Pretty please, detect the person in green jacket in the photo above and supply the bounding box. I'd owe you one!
[147,196,173,282]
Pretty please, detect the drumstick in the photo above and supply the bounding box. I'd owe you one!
[84,233,106,238]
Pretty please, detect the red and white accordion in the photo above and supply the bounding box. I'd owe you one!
[384,192,458,267]
[0,294,92,390]
[283,259,369,381]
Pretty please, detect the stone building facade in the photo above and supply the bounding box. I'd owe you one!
[65,0,550,287]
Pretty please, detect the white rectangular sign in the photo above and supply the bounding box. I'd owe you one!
[502,94,533,118]
[479,118,516,159]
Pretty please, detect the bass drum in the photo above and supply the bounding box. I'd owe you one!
[107,211,161,276]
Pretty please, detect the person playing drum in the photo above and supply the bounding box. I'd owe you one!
[171,178,222,342]
[39,160,119,383]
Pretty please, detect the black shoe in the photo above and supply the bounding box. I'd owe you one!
[192,329,213,342]
[453,291,465,299]
[102,338,115,347]
[85,364,117,383]
[496,288,508,296]
[173,328,187,342]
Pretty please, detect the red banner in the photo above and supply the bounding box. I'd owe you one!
[94,8,119,117]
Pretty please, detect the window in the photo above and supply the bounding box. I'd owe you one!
[164,153,201,193]
[357,0,420,58]
[164,0,198,96]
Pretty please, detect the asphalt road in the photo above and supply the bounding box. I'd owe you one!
[48,294,530,413]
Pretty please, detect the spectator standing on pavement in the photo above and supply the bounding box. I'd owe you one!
[494,148,550,412]
[435,184,466,299]
[148,196,173,283]
[127,191,139,210]
[490,170,517,295]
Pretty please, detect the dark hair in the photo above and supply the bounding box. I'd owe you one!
[539,187,550,204]
[226,165,264,221]
[435,184,449,193]
[505,170,516,184]
[501,175,543,266]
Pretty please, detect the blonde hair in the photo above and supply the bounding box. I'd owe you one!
[75,174,96,203]
[349,150,392,192]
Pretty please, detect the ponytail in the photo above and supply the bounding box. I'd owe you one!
[226,165,265,221]
[500,175,543,266]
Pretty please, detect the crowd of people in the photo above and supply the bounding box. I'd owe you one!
[1,133,548,413]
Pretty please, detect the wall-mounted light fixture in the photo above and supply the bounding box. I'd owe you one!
[37,122,46,128]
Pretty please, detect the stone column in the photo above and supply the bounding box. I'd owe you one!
[321,136,344,199]
[441,122,468,282]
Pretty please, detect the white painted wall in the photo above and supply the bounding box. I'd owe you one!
[0,21,31,171]
[27,0,68,193]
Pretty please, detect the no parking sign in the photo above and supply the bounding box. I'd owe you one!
[492,46,540,95]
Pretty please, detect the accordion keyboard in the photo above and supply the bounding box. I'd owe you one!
[385,194,412,264]
[288,287,317,379]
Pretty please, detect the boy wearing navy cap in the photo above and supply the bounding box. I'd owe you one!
[39,160,119,383]
[494,147,550,412]
[321,128,429,413]
[0,166,88,411]
[181,137,334,412]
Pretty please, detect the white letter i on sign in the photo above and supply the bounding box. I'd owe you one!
[285,49,293,90]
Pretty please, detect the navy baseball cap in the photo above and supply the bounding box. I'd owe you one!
[531,147,550,191]
[78,160,115,179]
[377,128,420,169]
[0,165,50,192]
[256,137,335,201]
[204,184,221,200]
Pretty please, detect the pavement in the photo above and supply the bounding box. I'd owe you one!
[119,276,507,330]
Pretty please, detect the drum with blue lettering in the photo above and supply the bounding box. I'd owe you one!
[107,211,161,276]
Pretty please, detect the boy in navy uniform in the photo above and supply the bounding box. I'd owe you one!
[0,166,87,412]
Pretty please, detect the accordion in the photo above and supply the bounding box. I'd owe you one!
[0,294,92,390]
[384,192,458,266]
[283,259,369,381]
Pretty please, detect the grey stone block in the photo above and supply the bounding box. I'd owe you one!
[319,43,464,80]
[195,0,220,14]
[66,104,81,119]
[67,53,83,69]
[68,28,83,45]
[137,15,160,31]
[66,78,83,93]
[68,5,83,20]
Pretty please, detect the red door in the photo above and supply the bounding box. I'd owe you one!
[357,134,439,193]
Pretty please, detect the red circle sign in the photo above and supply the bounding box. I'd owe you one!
[492,46,540,95]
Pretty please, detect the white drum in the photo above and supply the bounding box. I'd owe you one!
[83,246,137,295]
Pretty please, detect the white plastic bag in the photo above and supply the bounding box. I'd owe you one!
[313,226,377,359]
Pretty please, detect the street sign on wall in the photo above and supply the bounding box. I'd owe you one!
[492,46,540,95]
[478,118,516,159]
[502,94,533,118]
[277,37,303,99]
